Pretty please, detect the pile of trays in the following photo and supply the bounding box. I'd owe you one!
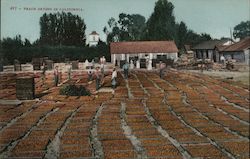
[16,76,35,100]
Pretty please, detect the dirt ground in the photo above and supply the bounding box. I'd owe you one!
[0,70,249,158]
[184,69,249,86]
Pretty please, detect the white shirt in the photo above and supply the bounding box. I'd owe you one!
[112,70,117,79]
[220,56,225,61]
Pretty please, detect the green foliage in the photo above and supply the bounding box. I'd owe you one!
[1,0,216,65]
[185,31,212,46]
[24,38,32,47]
[39,12,86,46]
[59,84,91,96]
[1,35,23,64]
[233,21,250,40]
[145,0,176,41]
[1,38,110,65]
[2,35,23,49]
[104,13,146,43]
[103,0,212,50]
[176,21,188,49]
[144,0,212,48]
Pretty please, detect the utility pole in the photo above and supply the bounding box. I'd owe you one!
[230,27,233,44]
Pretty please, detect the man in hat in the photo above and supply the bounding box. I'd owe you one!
[122,62,129,79]
[95,67,101,91]
[54,66,59,86]
[159,61,166,79]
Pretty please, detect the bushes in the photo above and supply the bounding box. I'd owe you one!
[1,44,110,65]
[59,84,91,96]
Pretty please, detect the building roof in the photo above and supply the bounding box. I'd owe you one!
[110,41,178,54]
[215,45,229,52]
[89,31,99,35]
[221,37,250,52]
[193,39,229,50]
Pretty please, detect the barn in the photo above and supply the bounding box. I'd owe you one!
[219,37,250,64]
[110,41,178,69]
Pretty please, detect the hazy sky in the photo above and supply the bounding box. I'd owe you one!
[1,0,249,43]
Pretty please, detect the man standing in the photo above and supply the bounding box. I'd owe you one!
[41,62,46,86]
[100,56,106,78]
[220,55,225,65]
[88,69,93,82]
[111,68,117,89]
[100,63,105,77]
[95,67,101,91]
[159,61,166,79]
[54,66,59,86]
[67,65,72,80]
[122,62,129,79]
[100,56,106,64]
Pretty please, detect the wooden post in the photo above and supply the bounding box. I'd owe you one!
[14,60,21,71]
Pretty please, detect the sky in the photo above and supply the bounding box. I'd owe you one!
[1,0,249,43]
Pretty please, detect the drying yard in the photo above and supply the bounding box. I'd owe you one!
[0,69,249,159]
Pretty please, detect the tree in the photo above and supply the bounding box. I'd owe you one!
[39,12,86,46]
[176,21,188,49]
[144,0,212,48]
[144,0,176,41]
[103,0,213,49]
[199,33,212,41]
[185,31,211,46]
[127,14,146,40]
[1,35,24,64]
[233,21,250,40]
[24,38,32,47]
[104,13,146,43]
[104,17,120,42]
[2,35,23,49]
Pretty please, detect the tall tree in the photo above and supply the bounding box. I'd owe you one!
[39,12,86,46]
[24,38,32,47]
[176,21,188,49]
[104,13,146,43]
[199,33,212,41]
[1,35,24,64]
[233,21,250,40]
[2,35,23,49]
[185,31,211,46]
[145,0,176,41]
[127,14,146,40]
[103,17,120,42]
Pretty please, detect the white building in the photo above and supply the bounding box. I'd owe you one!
[110,41,178,69]
[88,31,99,47]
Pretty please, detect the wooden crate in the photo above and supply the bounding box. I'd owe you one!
[32,58,41,70]
[16,76,35,100]
[45,60,54,70]
[71,61,79,70]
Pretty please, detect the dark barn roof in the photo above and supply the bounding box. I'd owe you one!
[222,37,250,52]
[193,39,230,50]
[110,41,178,54]
[215,45,229,52]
